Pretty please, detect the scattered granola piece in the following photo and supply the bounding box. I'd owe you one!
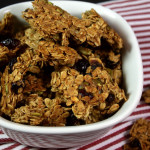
[142,89,150,103]
[124,118,150,150]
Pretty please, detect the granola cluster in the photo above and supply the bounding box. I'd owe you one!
[0,0,127,126]
[124,118,150,150]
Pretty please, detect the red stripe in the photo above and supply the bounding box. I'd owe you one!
[136,103,149,108]
[126,17,150,22]
[21,147,30,150]
[142,58,150,62]
[109,1,150,10]
[122,11,150,17]
[144,71,150,75]
[141,47,150,51]
[142,52,150,56]
[102,0,138,7]
[144,78,150,81]
[134,29,150,34]
[3,143,21,150]
[0,130,3,134]
[131,24,150,28]
[77,124,132,150]
[139,40,150,44]
[114,7,150,14]
[0,138,14,144]
[144,84,150,88]
[130,108,150,116]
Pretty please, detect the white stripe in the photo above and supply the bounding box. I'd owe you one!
[102,0,150,9]
[142,55,150,60]
[139,43,150,48]
[141,50,150,54]
[144,80,150,86]
[125,113,150,121]
[134,105,150,112]
[0,143,16,149]
[119,9,150,16]
[0,134,9,139]
[133,26,150,32]
[128,21,150,26]
[112,4,150,12]
[124,14,150,20]
[138,37,150,42]
[143,61,150,66]
[12,145,28,150]
[135,32,150,37]
[144,73,150,78]
[143,66,150,72]
[106,140,127,150]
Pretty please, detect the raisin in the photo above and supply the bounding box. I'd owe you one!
[11,82,20,94]
[66,112,85,126]
[0,38,20,50]
[78,89,93,99]
[15,99,26,108]
[91,60,102,70]
[74,58,90,74]
[8,57,17,73]
[129,138,141,149]
[106,93,115,103]
[105,59,119,69]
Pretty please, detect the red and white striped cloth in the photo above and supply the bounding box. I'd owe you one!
[0,0,150,149]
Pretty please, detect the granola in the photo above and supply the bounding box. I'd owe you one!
[124,118,150,150]
[0,0,127,126]
[142,89,150,103]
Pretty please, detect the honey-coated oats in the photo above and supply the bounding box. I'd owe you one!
[0,0,127,126]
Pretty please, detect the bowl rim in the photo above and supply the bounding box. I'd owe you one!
[0,1,143,134]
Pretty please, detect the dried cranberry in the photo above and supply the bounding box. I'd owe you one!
[8,58,17,73]
[106,93,115,103]
[0,38,20,50]
[74,58,90,74]
[129,138,141,148]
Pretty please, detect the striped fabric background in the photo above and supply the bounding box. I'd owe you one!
[0,0,150,149]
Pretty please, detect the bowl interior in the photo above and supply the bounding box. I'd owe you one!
[0,1,143,134]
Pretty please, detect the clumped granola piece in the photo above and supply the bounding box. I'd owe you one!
[124,118,150,150]
[44,97,70,126]
[37,40,81,66]
[142,89,150,103]
[22,0,123,50]
[11,94,46,125]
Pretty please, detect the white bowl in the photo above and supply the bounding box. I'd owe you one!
[0,1,143,148]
